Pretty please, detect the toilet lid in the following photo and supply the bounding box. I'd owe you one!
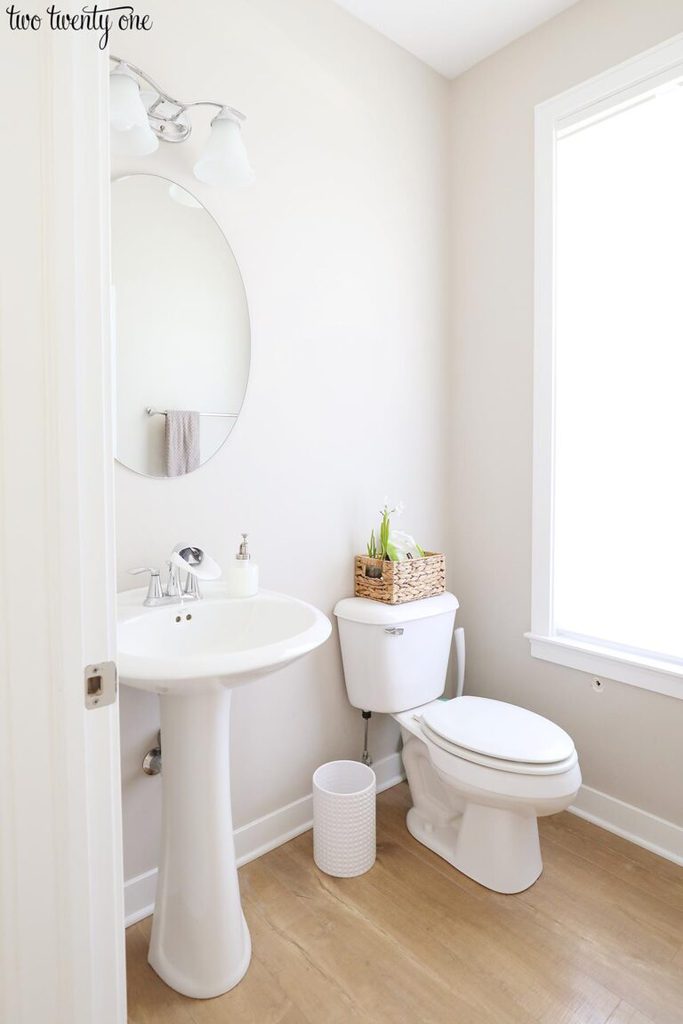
[421,696,575,764]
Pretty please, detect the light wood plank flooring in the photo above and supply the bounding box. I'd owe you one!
[126,783,683,1024]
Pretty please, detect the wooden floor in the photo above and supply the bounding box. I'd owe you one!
[126,783,683,1024]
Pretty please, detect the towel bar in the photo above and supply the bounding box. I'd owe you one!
[146,407,239,418]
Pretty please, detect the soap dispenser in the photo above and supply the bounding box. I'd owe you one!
[225,533,259,597]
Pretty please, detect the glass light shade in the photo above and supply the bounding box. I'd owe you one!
[110,64,159,156]
[110,64,148,130]
[193,112,254,187]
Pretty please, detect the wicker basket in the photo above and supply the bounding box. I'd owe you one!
[354,552,445,605]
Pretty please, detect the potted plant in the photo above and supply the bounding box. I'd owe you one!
[356,501,445,604]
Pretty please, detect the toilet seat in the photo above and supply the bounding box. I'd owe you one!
[419,720,578,776]
[417,696,577,777]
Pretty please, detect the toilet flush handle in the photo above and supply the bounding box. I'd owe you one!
[384,627,404,636]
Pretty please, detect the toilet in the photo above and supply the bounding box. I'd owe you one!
[334,593,581,894]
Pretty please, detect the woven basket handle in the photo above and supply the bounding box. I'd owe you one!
[364,561,383,579]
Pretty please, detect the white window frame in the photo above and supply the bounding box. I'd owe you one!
[529,32,683,701]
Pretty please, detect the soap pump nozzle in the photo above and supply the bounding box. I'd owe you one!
[237,533,250,560]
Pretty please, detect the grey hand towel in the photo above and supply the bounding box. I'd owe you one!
[165,410,200,476]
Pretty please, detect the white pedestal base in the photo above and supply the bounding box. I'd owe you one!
[406,805,542,894]
[149,689,252,999]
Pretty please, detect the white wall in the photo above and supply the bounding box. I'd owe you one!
[115,0,683,902]
[448,0,683,826]
[111,0,451,887]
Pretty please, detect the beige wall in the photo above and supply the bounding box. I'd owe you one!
[114,0,683,892]
[112,0,451,883]
[448,0,683,824]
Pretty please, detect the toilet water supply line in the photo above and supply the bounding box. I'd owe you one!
[361,711,372,766]
[360,626,466,765]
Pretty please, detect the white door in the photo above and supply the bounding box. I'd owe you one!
[0,32,126,1024]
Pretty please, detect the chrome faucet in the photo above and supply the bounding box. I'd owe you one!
[128,563,188,606]
[129,544,221,606]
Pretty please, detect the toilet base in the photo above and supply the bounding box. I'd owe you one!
[395,712,581,895]
[406,804,542,894]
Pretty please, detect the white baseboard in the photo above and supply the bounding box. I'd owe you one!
[123,867,158,927]
[569,785,683,866]
[124,751,405,927]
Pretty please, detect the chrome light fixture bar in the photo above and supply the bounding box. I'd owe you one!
[109,56,254,186]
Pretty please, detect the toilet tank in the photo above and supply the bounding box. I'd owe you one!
[334,593,459,713]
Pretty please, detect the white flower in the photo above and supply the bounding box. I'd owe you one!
[380,497,404,517]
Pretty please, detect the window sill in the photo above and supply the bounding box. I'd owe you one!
[525,633,683,700]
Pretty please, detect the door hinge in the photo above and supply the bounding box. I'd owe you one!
[84,661,117,709]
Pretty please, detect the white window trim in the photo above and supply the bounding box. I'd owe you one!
[529,32,683,702]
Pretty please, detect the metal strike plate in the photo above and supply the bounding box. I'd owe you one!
[84,661,117,709]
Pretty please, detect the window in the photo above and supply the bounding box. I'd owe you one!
[530,35,683,699]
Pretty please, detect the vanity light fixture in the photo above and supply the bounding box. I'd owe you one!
[109,56,254,187]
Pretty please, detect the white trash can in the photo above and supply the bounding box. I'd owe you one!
[312,760,376,877]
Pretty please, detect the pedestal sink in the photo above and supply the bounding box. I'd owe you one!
[117,583,331,999]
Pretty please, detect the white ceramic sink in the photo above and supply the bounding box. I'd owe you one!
[117,583,331,1000]
[118,584,331,693]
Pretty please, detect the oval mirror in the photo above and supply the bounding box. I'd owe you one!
[111,174,250,477]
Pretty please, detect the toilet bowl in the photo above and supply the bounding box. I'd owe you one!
[395,696,580,892]
[334,593,581,894]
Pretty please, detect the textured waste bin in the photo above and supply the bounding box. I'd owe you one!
[312,760,376,877]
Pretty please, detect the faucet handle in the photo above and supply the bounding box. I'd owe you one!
[165,560,181,598]
[128,567,163,603]
[183,572,201,600]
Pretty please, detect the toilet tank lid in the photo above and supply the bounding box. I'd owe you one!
[334,592,458,625]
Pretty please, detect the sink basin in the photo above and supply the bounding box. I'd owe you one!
[117,584,331,999]
[118,584,331,693]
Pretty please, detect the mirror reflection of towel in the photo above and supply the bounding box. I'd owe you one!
[165,411,200,476]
